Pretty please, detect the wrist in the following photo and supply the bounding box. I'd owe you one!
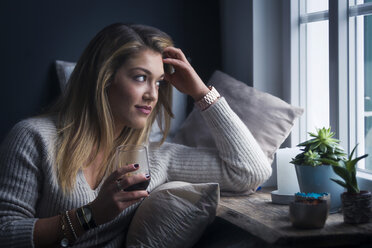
[59,211,79,247]
[195,86,221,111]
[69,209,85,237]
[89,200,104,226]
[191,85,210,101]
[75,204,98,232]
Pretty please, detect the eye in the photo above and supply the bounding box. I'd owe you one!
[134,75,146,82]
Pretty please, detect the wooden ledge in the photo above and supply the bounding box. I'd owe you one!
[217,187,372,247]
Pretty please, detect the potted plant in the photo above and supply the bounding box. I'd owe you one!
[323,145,371,224]
[291,127,347,213]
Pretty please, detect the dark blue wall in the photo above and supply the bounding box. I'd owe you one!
[0,0,221,142]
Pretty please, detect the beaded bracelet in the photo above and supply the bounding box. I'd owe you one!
[59,214,70,248]
[65,211,78,241]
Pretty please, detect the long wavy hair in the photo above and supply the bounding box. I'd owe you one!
[52,23,174,193]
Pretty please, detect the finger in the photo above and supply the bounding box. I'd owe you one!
[163,58,189,71]
[107,163,139,182]
[117,173,150,190]
[162,58,189,82]
[116,190,149,202]
[163,47,189,65]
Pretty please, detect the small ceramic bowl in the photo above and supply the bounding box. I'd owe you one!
[289,201,328,229]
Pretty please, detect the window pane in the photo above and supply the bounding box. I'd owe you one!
[306,0,328,13]
[349,0,365,7]
[364,13,372,170]
[306,20,330,133]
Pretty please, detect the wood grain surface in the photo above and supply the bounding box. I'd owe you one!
[217,188,372,247]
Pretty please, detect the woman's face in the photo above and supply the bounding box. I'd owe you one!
[108,49,164,132]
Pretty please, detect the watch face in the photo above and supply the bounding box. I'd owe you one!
[83,206,92,221]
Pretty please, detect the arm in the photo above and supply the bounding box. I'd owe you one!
[152,98,272,192]
[161,47,272,192]
[33,165,149,248]
[0,121,149,247]
[0,121,70,247]
[0,121,43,247]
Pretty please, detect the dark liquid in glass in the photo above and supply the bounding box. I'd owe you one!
[125,180,150,191]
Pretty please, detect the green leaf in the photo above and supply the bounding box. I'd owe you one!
[331,164,351,182]
[345,181,360,194]
[349,144,358,159]
[298,139,317,147]
[319,144,327,153]
[330,178,348,188]
[308,132,317,137]
[320,158,339,166]
[310,143,320,150]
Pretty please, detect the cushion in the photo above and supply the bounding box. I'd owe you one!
[126,181,220,248]
[173,70,304,164]
[54,60,188,141]
[55,60,76,91]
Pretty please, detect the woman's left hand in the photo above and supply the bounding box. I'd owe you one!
[162,47,209,101]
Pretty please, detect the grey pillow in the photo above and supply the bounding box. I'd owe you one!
[126,181,220,248]
[55,60,76,91]
[173,70,304,164]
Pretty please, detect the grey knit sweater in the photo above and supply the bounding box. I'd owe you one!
[0,97,271,247]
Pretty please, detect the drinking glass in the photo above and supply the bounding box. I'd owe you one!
[114,144,150,191]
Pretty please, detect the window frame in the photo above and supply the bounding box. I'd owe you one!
[288,0,372,190]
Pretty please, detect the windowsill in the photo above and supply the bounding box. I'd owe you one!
[218,187,372,247]
[357,170,372,191]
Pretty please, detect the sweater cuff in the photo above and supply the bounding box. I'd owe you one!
[199,97,236,130]
[2,218,37,248]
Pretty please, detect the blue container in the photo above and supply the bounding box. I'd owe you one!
[295,165,344,213]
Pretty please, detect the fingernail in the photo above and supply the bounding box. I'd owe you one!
[145,174,150,179]
[134,164,139,169]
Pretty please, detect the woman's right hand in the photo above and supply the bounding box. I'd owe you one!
[89,164,150,226]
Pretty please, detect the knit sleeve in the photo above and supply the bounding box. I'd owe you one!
[158,97,272,193]
[0,121,44,248]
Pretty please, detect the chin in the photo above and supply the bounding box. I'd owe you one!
[128,121,147,130]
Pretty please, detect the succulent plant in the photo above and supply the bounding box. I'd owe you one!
[323,144,368,194]
[290,127,346,167]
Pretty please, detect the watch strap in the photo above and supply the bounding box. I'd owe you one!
[76,204,97,231]
[195,86,220,111]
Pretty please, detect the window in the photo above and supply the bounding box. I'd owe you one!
[297,0,372,173]
[349,0,372,170]
[300,0,330,135]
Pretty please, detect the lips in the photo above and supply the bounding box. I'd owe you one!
[135,105,152,115]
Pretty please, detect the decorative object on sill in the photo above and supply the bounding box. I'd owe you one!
[324,144,371,224]
[294,192,331,212]
[289,192,329,229]
[291,127,347,213]
[271,148,301,205]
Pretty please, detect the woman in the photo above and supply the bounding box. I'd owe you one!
[0,23,271,247]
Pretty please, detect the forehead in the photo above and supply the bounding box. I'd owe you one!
[124,49,163,70]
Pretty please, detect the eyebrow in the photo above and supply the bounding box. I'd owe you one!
[130,67,164,78]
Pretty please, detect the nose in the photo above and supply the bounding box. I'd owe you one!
[143,81,158,102]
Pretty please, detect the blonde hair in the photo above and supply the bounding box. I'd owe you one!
[52,23,174,193]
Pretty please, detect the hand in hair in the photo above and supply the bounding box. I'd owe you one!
[89,164,150,225]
[162,47,210,101]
